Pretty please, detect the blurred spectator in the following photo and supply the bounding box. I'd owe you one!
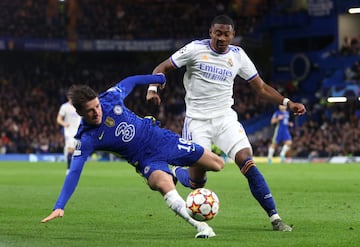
[0,0,270,40]
[0,1,359,159]
[1,50,359,158]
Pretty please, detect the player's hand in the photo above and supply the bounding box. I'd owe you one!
[146,90,161,105]
[41,209,64,223]
[289,102,306,116]
[158,82,166,90]
[155,73,166,89]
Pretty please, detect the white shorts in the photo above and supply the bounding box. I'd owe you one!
[64,135,76,150]
[182,110,252,160]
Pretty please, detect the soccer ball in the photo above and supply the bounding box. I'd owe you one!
[185,188,220,221]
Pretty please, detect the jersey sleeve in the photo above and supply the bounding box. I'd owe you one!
[108,74,166,98]
[272,111,279,119]
[53,138,94,209]
[170,41,195,68]
[58,104,66,117]
[236,48,258,81]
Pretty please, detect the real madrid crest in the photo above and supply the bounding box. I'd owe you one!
[227,58,233,67]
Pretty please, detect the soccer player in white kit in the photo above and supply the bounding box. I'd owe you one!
[147,15,306,231]
[57,97,81,174]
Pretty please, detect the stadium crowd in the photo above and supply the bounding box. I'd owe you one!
[0,0,359,159]
[0,0,269,40]
[0,51,359,158]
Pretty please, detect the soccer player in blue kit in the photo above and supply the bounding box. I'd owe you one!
[147,15,306,231]
[267,104,293,164]
[41,74,225,239]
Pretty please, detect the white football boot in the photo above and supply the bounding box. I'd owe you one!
[195,222,216,239]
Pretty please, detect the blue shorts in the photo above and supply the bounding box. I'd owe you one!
[135,130,204,179]
[274,129,292,144]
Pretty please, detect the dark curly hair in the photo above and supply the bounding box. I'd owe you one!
[67,84,98,113]
[211,15,235,29]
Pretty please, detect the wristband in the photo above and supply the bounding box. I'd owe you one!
[282,98,290,106]
[148,86,158,92]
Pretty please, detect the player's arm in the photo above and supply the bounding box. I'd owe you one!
[146,58,176,105]
[116,74,166,98]
[57,113,69,128]
[270,116,277,125]
[248,76,306,116]
[153,58,176,75]
[270,113,281,125]
[41,143,91,223]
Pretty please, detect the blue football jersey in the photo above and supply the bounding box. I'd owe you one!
[272,109,291,144]
[53,74,204,209]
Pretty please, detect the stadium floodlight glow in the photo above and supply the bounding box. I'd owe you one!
[348,8,360,14]
[327,97,347,103]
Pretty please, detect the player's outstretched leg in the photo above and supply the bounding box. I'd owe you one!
[164,189,216,238]
[171,166,207,189]
[238,157,292,231]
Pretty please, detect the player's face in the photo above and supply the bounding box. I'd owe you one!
[209,23,235,53]
[80,97,103,125]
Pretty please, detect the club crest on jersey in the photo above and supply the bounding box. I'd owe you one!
[113,105,123,115]
[105,117,115,127]
[227,58,233,67]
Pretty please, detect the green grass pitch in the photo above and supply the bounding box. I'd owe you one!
[1,161,359,247]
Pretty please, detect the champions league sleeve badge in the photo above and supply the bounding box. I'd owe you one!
[113,105,123,115]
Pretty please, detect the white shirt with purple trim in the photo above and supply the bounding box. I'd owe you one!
[171,39,258,119]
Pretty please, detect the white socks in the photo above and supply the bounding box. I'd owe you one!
[270,213,281,223]
[164,189,201,229]
[268,146,275,159]
[280,144,290,157]
[269,145,290,158]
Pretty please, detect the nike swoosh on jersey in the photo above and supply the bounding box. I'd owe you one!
[98,131,105,140]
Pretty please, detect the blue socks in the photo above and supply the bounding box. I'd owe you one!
[173,167,207,189]
[174,157,278,217]
[239,158,277,217]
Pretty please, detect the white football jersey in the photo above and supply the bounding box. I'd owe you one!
[171,39,258,119]
[58,102,81,138]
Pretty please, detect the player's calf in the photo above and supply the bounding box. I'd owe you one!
[172,166,207,189]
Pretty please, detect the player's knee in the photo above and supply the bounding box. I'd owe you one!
[215,157,225,171]
[235,148,252,167]
[210,152,225,171]
[148,170,175,193]
[211,162,224,172]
